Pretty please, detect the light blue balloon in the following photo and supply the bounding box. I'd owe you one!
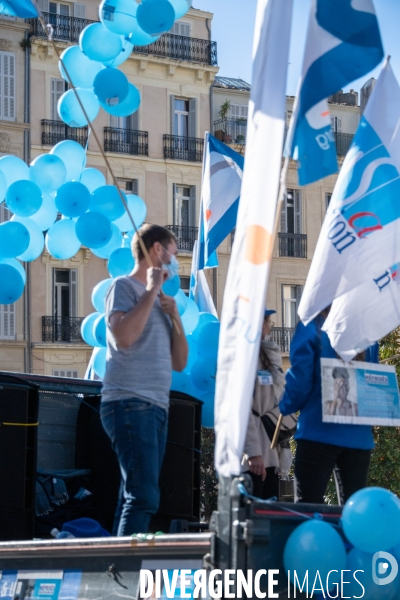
[0,155,29,187]
[108,247,134,277]
[169,0,191,18]
[127,27,160,47]
[186,335,200,369]
[346,548,400,600]
[162,275,180,297]
[284,520,346,595]
[80,168,106,192]
[0,221,30,258]
[30,154,66,194]
[93,346,107,378]
[92,278,113,312]
[113,194,147,232]
[191,312,219,343]
[81,311,101,346]
[171,371,193,395]
[0,259,25,304]
[50,140,87,182]
[181,298,199,335]
[59,45,105,89]
[90,185,125,221]
[99,0,138,36]
[12,216,45,261]
[93,67,129,107]
[200,391,215,428]
[137,0,175,35]
[80,22,122,63]
[104,36,134,67]
[342,487,400,553]
[45,219,81,259]
[29,193,58,231]
[58,88,100,128]
[94,313,107,347]
[0,169,6,202]
[175,288,188,316]
[190,358,216,392]
[101,82,140,117]
[76,212,113,249]
[197,321,220,359]
[6,180,42,217]
[91,223,123,258]
[55,181,91,217]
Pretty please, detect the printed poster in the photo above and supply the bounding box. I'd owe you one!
[0,570,81,600]
[321,358,400,425]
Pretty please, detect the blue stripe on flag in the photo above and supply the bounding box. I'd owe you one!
[0,0,39,17]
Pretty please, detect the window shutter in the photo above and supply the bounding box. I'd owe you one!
[130,109,139,131]
[294,190,302,234]
[172,183,177,224]
[37,0,49,11]
[337,117,342,133]
[70,269,78,318]
[0,202,11,223]
[241,105,248,119]
[170,95,175,135]
[189,185,196,227]
[110,115,120,128]
[132,179,139,195]
[51,78,65,121]
[280,193,287,233]
[0,304,15,340]
[188,98,196,138]
[173,21,191,36]
[295,285,303,324]
[2,53,15,121]
[74,3,86,18]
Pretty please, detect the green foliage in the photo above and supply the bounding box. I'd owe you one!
[218,100,231,120]
[200,428,218,521]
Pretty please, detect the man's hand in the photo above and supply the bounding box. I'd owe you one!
[248,455,267,481]
[146,267,168,293]
[160,294,179,319]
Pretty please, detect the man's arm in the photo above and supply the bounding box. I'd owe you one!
[159,294,188,372]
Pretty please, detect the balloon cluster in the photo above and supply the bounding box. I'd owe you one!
[0,143,147,304]
[57,0,192,127]
[284,487,400,599]
[82,273,219,428]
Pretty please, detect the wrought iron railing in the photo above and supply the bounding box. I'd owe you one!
[133,33,218,66]
[278,233,307,259]
[29,12,94,43]
[213,118,247,145]
[104,127,148,155]
[166,225,198,252]
[335,132,354,156]
[271,327,294,353]
[41,120,88,147]
[42,316,85,343]
[163,135,204,162]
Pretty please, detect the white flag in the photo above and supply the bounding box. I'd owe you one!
[214,0,292,477]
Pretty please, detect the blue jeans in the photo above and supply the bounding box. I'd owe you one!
[100,398,168,536]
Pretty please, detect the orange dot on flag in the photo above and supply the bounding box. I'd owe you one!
[245,224,272,265]
[205,209,212,221]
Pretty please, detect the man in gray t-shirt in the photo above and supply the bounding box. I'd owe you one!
[100,224,188,536]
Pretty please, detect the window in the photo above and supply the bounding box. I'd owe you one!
[281,189,302,234]
[53,268,78,319]
[0,51,15,121]
[326,193,332,209]
[110,112,139,131]
[331,116,342,133]
[172,21,191,37]
[0,303,15,340]
[229,104,248,120]
[52,369,78,378]
[170,95,196,138]
[282,284,303,329]
[173,185,196,227]
[0,201,11,223]
[120,179,139,195]
[51,78,67,121]
[180,276,190,296]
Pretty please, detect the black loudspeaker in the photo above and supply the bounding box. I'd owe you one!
[0,374,39,540]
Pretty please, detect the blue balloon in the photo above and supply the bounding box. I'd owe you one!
[6,180,42,217]
[181,298,199,335]
[99,0,138,36]
[113,194,147,232]
[127,28,160,47]
[94,313,107,347]
[197,321,220,359]
[45,219,81,259]
[30,154,66,194]
[90,185,126,221]
[93,67,129,106]
[162,275,180,296]
[0,155,29,187]
[346,548,400,600]
[104,35,134,67]
[200,391,215,428]
[29,193,58,231]
[50,140,87,182]
[190,358,216,392]
[81,311,101,346]
[175,289,188,316]
[186,334,200,369]
[93,346,107,378]
[55,181,91,217]
[76,212,112,249]
[12,216,45,261]
[0,221,30,258]
[342,487,400,553]
[137,0,175,34]
[59,45,105,89]
[58,88,100,128]
[91,223,123,258]
[284,520,346,596]
[171,371,193,395]
[92,278,113,312]
[191,312,219,342]
[0,169,6,202]
[108,247,135,277]
[169,0,191,18]
[101,82,140,117]
[80,168,106,192]
[0,259,26,304]
[80,22,122,63]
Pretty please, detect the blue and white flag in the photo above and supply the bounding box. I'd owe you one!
[0,0,39,17]
[287,0,383,186]
[299,60,400,326]
[198,133,244,270]
[189,240,217,316]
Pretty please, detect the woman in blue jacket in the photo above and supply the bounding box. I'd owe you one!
[279,312,378,504]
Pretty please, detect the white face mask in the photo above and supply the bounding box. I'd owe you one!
[161,247,179,280]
